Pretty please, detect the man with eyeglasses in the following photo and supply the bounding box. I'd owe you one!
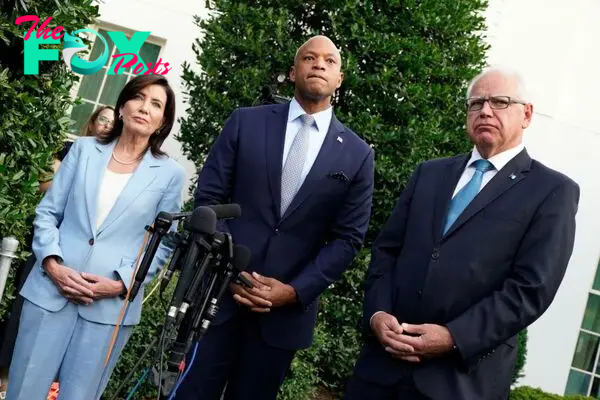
[346,67,580,399]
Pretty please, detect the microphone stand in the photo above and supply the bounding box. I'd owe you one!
[159,235,231,397]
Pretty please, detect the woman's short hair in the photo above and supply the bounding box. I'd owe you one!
[81,105,115,137]
[98,75,176,158]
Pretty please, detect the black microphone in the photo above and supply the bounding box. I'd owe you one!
[129,212,173,300]
[195,244,252,339]
[166,207,216,321]
[169,203,241,220]
[231,244,252,288]
[207,204,241,219]
[180,233,228,312]
[232,245,251,271]
[159,231,188,292]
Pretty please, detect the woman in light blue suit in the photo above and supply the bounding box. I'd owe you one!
[7,75,186,400]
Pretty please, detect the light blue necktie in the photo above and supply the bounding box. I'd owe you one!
[281,114,315,215]
[443,159,494,234]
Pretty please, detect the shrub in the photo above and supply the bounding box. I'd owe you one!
[510,386,593,400]
[0,0,99,314]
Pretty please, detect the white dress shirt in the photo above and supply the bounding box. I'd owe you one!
[451,143,525,198]
[282,98,332,185]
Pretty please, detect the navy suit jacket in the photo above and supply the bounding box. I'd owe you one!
[354,149,579,399]
[194,102,375,350]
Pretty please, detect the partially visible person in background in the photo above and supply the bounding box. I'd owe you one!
[81,105,115,138]
[40,105,115,193]
[6,74,185,400]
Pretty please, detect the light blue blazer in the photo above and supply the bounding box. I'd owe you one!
[20,137,186,325]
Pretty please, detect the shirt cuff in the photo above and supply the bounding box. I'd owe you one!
[369,311,386,329]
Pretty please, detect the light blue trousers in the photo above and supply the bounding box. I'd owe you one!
[6,299,133,400]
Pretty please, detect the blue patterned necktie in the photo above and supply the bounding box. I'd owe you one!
[280,114,315,215]
[443,159,494,234]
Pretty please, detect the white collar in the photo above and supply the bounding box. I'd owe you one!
[467,143,525,171]
[287,97,333,134]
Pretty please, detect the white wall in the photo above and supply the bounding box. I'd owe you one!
[484,0,600,394]
[96,0,212,198]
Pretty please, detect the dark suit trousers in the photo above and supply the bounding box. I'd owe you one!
[345,374,430,400]
[173,311,295,400]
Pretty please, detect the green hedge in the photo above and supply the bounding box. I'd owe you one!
[510,386,592,400]
[0,1,99,314]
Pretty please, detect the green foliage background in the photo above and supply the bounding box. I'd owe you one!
[0,0,99,315]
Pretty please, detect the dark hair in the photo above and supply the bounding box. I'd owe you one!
[98,75,176,158]
[81,105,115,137]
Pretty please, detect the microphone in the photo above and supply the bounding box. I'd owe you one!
[159,231,188,292]
[195,244,252,340]
[166,206,216,321]
[169,203,241,220]
[180,233,228,313]
[231,244,252,288]
[206,204,241,219]
[129,212,173,300]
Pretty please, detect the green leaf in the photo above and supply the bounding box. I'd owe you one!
[12,171,25,181]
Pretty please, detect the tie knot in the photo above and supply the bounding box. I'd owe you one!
[472,159,494,172]
[300,113,315,127]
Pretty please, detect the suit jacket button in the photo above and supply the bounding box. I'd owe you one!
[417,289,423,298]
[89,238,94,245]
[274,228,279,234]
[431,250,439,260]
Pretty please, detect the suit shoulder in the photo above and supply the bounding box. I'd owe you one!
[161,156,186,177]
[530,159,579,190]
[233,103,285,118]
[71,136,97,150]
[420,154,466,170]
[66,136,97,158]
[339,123,373,156]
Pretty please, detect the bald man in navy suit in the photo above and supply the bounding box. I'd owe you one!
[175,35,375,400]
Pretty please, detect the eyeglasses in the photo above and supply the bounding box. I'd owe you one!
[97,116,114,127]
[466,96,527,112]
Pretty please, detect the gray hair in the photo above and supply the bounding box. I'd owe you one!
[466,66,530,102]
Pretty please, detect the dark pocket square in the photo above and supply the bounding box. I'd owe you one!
[328,171,349,182]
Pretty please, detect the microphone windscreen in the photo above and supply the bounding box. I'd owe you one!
[188,206,217,235]
[156,211,174,227]
[232,244,251,271]
[207,204,242,219]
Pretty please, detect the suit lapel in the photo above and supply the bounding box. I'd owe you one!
[84,141,114,236]
[265,103,289,220]
[281,115,346,220]
[442,149,532,240]
[432,155,469,243]
[97,149,158,236]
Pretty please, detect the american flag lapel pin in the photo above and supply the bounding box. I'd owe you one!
[337,136,343,143]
